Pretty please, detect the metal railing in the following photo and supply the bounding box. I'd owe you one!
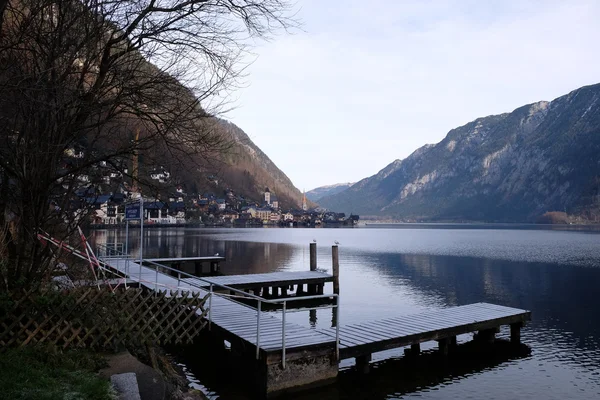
[96,243,340,367]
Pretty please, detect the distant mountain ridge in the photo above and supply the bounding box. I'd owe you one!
[318,83,600,222]
[306,182,354,202]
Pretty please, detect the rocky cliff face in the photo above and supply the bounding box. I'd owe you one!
[319,83,600,221]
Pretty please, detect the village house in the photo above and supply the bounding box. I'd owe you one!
[269,211,281,223]
[221,209,239,222]
[283,212,294,222]
[241,206,257,218]
[256,207,271,222]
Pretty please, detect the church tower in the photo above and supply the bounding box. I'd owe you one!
[302,190,307,211]
[264,187,271,205]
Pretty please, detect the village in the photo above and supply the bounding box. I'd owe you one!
[85,181,359,228]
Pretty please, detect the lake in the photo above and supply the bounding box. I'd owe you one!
[91,226,600,399]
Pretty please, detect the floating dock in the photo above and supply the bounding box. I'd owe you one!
[100,252,531,398]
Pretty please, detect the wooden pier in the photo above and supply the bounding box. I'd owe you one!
[100,251,531,398]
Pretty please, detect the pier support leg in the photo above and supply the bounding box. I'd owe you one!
[449,335,457,350]
[511,322,523,344]
[309,309,317,327]
[194,262,204,276]
[411,343,421,355]
[438,338,449,356]
[210,261,219,275]
[316,284,324,295]
[405,343,420,357]
[355,354,372,374]
[475,328,497,344]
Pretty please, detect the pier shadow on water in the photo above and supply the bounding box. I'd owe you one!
[169,338,531,400]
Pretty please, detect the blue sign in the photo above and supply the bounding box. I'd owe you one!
[125,206,141,220]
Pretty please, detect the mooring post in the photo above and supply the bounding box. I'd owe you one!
[510,322,523,344]
[332,244,340,295]
[310,242,317,271]
[309,242,317,294]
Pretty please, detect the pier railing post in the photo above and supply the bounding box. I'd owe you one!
[335,297,340,361]
[154,263,159,294]
[209,284,213,330]
[282,301,287,369]
[256,300,261,360]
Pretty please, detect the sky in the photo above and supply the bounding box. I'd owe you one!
[222,0,600,191]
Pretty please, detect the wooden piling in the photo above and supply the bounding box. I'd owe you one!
[309,242,317,294]
[194,261,203,275]
[410,343,420,355]
[309,242,317,271]
[438,338,449,356]
[510,322,522,344]
[332,245,339,295]
[210,261,219,275]
[355,354,372,374]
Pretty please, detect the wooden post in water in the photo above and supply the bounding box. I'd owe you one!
[332,244,340,295]
[510,322,522,344]
[309,242,317,294]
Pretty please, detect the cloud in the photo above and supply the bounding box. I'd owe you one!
[225,0,600,190]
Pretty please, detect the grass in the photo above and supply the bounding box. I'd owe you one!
[0,345,114,400]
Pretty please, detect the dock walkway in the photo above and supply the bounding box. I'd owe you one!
[100,256,531,397]
[317,302,529,359]
[104,258,335,355]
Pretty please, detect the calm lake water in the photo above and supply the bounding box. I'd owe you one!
[92,226,600,399]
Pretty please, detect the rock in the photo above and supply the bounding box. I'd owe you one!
[111,373,142,400]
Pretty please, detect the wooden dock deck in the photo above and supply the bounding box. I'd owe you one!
[316,303,530,359]
[104,258,335,356]
[100,256,531,397]
[185,270,332,291]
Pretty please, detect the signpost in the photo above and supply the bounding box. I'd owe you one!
[125,206,140,220]
[125,202,144,284]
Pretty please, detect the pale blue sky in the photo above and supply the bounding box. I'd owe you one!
[223,0,600,191]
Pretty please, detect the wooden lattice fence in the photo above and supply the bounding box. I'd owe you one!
[0,287,209,349]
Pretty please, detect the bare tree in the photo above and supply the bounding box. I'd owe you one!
[0,0,296,290]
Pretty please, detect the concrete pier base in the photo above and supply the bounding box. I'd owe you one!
[259,350,338,398]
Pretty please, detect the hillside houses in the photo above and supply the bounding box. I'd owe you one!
[67,160,357,226]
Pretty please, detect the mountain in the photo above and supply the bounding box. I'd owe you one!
[306,183,354,202]
[319,83,600,222]
[153,117,306,209]
[211,119,306,208]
